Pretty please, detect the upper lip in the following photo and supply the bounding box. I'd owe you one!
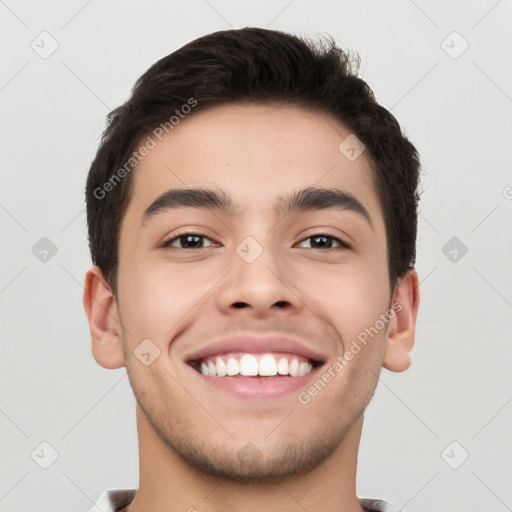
[185,333,328,365]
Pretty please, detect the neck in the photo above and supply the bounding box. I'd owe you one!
[122,405,366,512]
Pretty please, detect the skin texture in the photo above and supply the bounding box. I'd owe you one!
[84,103,420,512]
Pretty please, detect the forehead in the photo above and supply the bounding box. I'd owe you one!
[122,102,384,230]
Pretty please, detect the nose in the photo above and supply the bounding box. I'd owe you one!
[215,237,302,319]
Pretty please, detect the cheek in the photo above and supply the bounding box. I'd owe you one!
[297,261,389,348]
[118,258,219,341]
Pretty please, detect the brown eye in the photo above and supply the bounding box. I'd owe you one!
[297,234,350,249]
[163,233,216,249]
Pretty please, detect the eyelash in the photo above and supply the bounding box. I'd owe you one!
[162,231,351,250]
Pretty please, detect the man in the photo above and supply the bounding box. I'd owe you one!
[84,27,421,512]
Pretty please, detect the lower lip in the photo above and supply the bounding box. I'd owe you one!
[187,364,323,399]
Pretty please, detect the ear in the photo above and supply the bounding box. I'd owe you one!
[83,266,125,369]
[382,268,420,372]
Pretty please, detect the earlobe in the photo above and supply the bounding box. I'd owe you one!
[382,268,420,373]
[83,266,126,369]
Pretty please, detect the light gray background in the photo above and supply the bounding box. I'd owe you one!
[1,1,512,511]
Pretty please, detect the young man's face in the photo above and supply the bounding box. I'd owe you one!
[87,102,418,481]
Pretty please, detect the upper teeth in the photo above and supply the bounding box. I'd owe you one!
[198,353,313,377]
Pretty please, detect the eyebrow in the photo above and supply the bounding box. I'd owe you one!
[141,186,373,229]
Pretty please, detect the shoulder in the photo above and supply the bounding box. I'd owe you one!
[359,497,405,512]
[88,489,137,512]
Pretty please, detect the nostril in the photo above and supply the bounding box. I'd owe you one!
[274,301,289,308]
[232,302,248,308]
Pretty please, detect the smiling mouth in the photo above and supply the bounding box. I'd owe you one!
[189,352,324,378]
